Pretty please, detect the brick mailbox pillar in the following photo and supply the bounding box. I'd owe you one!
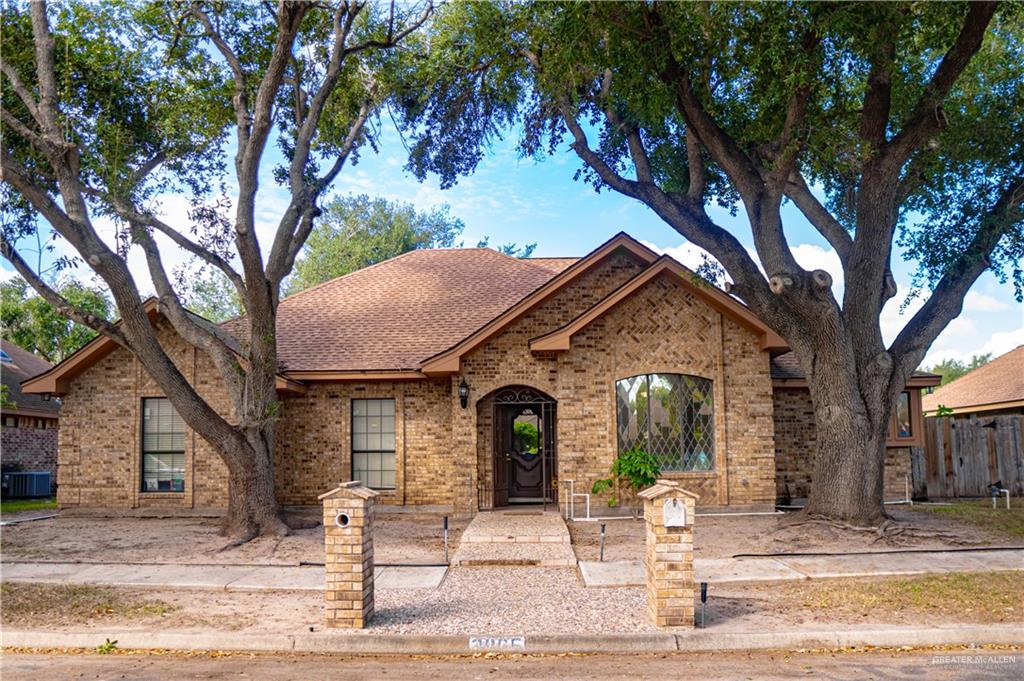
[319,481,378,629]
[638,479,699,628]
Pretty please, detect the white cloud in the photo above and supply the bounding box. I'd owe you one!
[788,243,844,295]
[924,320,1024,366]
[641,239,717,273]
[964,291,1011,312]
[643,238,844,296]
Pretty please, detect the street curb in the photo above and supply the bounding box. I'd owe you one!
[3,624,1022,655]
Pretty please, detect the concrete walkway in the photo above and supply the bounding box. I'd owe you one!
[0,562,445,591]
[450,508,577,566]
[579,548,1024,587]
[3,548,1019,593]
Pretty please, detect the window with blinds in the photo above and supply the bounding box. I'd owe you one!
[141,397,186,492]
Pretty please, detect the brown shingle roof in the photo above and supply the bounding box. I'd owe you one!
[922,346,1024,414]
[770,351,941,386]
[272,249,570,372]
[528,257,580,274]
[1,339,59,416]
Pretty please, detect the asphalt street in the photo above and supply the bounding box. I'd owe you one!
[4,648,1022,680]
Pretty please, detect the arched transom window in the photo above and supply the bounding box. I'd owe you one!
[615,374,715,472]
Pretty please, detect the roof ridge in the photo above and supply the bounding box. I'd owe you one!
[277,247,546,306]
[278,248,424,305]
[930,345,1024,393]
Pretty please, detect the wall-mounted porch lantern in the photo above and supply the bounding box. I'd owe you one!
[458,378,470,409]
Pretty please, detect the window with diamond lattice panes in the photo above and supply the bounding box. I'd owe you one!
[616,374,714,471]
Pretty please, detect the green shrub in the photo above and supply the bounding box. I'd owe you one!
[592,447,660,515]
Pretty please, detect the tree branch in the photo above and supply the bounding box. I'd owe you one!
[28,2,61,136]
[0,107,47,151]
[342,1,434,57]
[0,235,131,348]
[882,2,997,170]
[0,60,41,124]
[106,197,247,299]
[597,68,654,184]
[190,3,251,148]
[889,175,1024,379]
[133,226,246,410]
[784,172,852,262]
[685,123,706,200]
[857,38,896,150]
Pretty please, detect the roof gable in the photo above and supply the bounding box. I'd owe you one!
[21,300,305,396]
[419,233,660,375]
[528,256,787,353]
[1,340,58,416]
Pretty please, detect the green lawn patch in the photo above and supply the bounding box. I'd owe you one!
[1,497,57,514]
[910,498,1024,539]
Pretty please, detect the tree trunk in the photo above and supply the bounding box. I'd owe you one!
[802,347,891,524]
[221,429,288,540]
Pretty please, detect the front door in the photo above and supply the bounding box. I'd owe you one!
[494,401,554,505]
[508,405,544,500]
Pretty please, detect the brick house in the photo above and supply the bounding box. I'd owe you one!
[21,233,937,514]
[2,339,60,492]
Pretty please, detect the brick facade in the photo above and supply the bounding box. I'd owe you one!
[55,319,231,511]
[460,252,776,512]
[53,251,777,514]
[773,387,915,503]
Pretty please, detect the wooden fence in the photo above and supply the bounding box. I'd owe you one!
[916,415,1024,498]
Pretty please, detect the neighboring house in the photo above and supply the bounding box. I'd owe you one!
[1,339,60,491]
[922,345,1024,418]
[21,233,936,514]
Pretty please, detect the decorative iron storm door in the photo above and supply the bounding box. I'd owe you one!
[492,387,557,507]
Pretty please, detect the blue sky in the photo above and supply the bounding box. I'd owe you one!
[3,120,1021,367]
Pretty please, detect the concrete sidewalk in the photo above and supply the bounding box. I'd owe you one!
[0,562,445,591]
[580,548,1024,587]
[3,548,1020,592]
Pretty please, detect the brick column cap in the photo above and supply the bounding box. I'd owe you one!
[638,479,700,501]
[319,481,379,501]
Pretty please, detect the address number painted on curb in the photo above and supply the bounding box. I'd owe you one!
[468,636,526,651]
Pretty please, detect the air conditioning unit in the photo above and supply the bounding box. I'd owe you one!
[2,471,52,499]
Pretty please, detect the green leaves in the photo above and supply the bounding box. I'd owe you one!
[0,275,111,362]
[591,447,661,511]
[398,1,1022,297]
[285,194,465,295]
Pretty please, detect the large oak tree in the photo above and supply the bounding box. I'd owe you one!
[402,2,1023,524]
[1,0,431,540]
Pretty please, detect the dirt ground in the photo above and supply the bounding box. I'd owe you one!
[3,571,1020,635]
[568,507,1020,562]
[0,511,464,566]
[2,504,1015,567]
